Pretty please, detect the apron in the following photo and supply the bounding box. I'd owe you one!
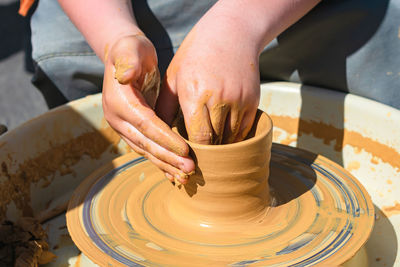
[31,0,399,109]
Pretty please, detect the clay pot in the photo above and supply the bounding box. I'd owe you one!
[170,110,273,227]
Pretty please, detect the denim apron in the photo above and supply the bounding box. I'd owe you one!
[31,0,400,109]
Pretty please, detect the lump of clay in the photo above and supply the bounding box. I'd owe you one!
[0,217,56,267]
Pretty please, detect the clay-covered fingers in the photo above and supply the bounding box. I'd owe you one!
[233,107,258,143]
[120,119,194,173]
[105,107,194,182]
[181,101,254,145]
[139,67,160,109]
[114,55,141,85]
[115,63,160,109]
[111,35,148,85]
[103,80,194,179]
[102,34,195,183]
[209,103,230,144]
[181,99,258,145]
[209,105,257,144]
[112,35,160,109]
[116,96,194,174]
[221,107,245,144]
[109,74,187,154]
[119,135,190,184]
[181,103,214,145]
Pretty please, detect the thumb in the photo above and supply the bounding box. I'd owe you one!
[114,55,142,85]
[155,75,179,126]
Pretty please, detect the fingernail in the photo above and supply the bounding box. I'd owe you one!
[179,165,196,176]
[175,172,188,185]
[178,159,196,175]
[165,173,174,181]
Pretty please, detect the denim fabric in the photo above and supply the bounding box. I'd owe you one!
[30,0,216,104]
[31,0,103,102]
[259,0,400,109]
[31,0,400,109]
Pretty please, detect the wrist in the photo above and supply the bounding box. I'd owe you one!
[105,29,145,62]
[58,0,145,62]
[200,0,320,54]
[196,2,266,55]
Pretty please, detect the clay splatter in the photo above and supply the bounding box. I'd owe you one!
[382,201,400,217]
[269,115,400,172]
[346,161,360,172]
[0,126,120,221]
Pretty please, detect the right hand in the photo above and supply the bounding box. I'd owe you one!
[102,35,195,184]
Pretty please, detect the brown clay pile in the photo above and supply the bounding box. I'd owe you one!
[0,217,56,266]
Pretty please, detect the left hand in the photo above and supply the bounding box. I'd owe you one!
[102,34,194,184]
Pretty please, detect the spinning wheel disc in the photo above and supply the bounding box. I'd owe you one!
[67,144,374,266]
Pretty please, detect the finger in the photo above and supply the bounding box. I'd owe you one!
[122,136,189,184]
[121,135,181,183]
[165,172,175,183]
[182,103,213,145]
[209,103,230,145]
[222,107,245,144]
[234,107,258,143]
[111,117,194,173]
[120,135,146,156]
[114,55,142,85]
[114,79,189,157]
[145,153,189,184]
[155,75,179,126]
[121,120,195,173]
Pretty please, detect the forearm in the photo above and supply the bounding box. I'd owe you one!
[200,0,320,54]
[58,0,143,62]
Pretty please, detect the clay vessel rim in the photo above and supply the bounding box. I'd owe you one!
[174,110,273,150]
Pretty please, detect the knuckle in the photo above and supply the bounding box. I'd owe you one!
[103,113,118,132]
[135,116,146,133]
[135,111,157,135]
[189,131,213,145]
[136,139,146,151]
[142,152,150,160]
[103,108,113,122]
[131,146,145,156]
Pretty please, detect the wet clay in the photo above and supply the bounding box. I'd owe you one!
[0,217,56,266]
[169,110,272,226]
[382,201,400,217]
[139,67,161,109]
[180,95,250,145]
[103,43,109,62]
[0,124,120,222]
[114,57,135,84]
[270,114,400,171]
[67,111,374,266]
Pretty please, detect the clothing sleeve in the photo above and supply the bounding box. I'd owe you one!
[19,0,35,16]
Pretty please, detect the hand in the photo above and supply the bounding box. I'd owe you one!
[102,35,195,183]
[156,21,260,145]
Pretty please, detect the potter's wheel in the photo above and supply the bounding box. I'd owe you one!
[67,144,374,266]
